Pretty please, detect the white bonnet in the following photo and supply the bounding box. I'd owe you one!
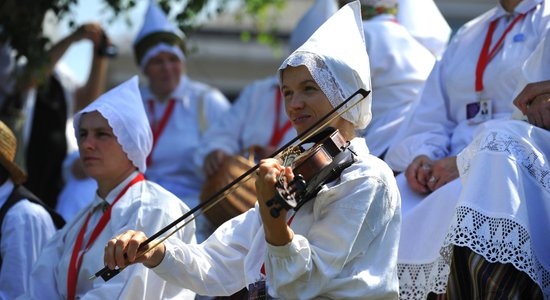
[279,0,372,129]
[133,0,186,69]
[73,76,153,173]
[289,0,338,53]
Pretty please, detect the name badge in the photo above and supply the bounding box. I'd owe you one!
[466,98,492,124]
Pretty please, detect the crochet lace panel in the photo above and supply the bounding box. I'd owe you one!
[398,130,550,299]
[283,52,349,121]
[460,130,550,194]
[398,245,453,300]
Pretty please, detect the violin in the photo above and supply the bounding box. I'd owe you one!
[91,88,370,282]
[266,127,356,218]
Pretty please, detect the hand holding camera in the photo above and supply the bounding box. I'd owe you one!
[74,23,117,58]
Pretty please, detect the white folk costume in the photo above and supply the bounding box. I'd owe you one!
[21,77,196,300]
[194,76,293,164]
[141,78,229,210]
[150,2,401,298]
[134,1,230,243]
[391,1,550,299]
[357,0,435,157]
[385,0,550,212]
[0,121,57,300]
[194,0,337,166]
[0,180,56,299]
[397,0,451,57]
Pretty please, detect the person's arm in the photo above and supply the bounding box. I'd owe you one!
[72,24,110,112]
[264,167,398,298]
[84,191,196,299]
[104,207,259,296]
[255,158,294,246]
[17,23,108,95]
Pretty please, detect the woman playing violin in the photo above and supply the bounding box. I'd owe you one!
[104,2,401,299]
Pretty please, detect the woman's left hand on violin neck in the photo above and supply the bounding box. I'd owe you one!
[255,158,295,246]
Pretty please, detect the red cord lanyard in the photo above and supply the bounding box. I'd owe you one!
[259,212,296,277]
[67,173,145,300]
[475,13,526,93]
[146,99,176,166]
[269,88,292,147]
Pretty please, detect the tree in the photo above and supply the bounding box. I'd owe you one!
[0,0,286,82]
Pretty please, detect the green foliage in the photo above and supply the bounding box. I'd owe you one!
[0,0,286,74]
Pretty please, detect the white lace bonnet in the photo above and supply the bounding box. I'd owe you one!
[73,76,153,173]
[279,0,373,130]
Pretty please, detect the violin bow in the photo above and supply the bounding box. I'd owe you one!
[91,88,370,281]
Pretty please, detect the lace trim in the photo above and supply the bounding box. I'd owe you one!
[398,207,550,299]
[398,244,453,300]
[445,206,549,296]
[283,52,352,125]
[459,130,550,194]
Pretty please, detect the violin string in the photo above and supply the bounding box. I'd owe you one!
[92,89,369,280]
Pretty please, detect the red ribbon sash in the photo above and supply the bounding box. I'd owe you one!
[475,13,526,93]
[146,99,176,166]
[67,173,145,300]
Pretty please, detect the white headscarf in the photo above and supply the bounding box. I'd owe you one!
[73,76,153,173]
[134,0,186,70]
[397,0,451,57]
[289,0,338,53]
[279,0,373,130]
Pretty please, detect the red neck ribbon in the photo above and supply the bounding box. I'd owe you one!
[67,173,145,300]
[475,13,526,92]
[146,99,176,166]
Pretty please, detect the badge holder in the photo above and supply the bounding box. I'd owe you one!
[467,93,492,124]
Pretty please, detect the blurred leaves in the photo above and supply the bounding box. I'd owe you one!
[0,0,286,73]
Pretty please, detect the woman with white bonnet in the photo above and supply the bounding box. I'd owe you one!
[134,0,230,242]
[104,1,401,298]
[195,0,337,229]
[21,76,196,299]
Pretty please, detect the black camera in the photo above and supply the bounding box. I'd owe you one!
[97,32,118,58]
